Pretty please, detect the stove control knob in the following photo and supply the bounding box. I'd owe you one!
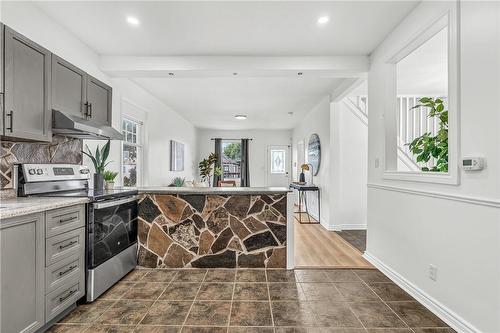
[28,169,36,175]
[36,169,43,175]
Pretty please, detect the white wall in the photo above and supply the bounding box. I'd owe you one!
[197,129,292,187]
[335,101,368,229]
[1,2,197,187]
[367,2,500,332]
[292,97,331,227]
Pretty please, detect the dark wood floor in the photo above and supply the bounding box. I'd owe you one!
[335,230,367,253]
[47,268,454,332]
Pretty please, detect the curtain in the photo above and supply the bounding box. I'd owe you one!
[240,139,250,187]
[213,138,222,187]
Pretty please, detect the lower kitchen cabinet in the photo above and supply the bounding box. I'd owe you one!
[0,204,86,333]
[0,213,45,333]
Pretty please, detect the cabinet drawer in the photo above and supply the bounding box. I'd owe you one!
[46,205,85,238]
[46,227,85,266]
[45,277,84,322]
[45,251,84,294]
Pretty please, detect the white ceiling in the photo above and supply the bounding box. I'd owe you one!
[133,77,344,129]
[32,1,419,129]
[35,1,418,56]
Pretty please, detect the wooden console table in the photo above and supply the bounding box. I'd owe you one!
[289,183,320,224]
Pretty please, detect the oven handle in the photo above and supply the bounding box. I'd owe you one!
[93,195,139,209]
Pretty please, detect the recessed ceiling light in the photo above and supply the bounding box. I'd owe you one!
[233,72,238,76]
[168,72,175,76]
[126,16,140,26]
[235,115,247,120]
[288,112,294,116]
[297,72,303,76]
[317,16,329,25]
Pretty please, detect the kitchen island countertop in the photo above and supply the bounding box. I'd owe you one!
[0,196,89,220]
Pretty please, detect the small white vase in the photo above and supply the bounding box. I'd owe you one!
[105,181,115,190]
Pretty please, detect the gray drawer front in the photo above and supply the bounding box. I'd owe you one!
[46,205,85,238]
[45,277,84,322]
[46,227,85,266]
[45,251,84,294]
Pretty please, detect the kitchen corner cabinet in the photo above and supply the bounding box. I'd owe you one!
[52,55,112,126]
[3,26,52,142]
[86,75,112,126]
[0,213,45,333]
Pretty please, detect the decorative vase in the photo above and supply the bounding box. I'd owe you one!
[105,181,114,190]
[94,173,104,190]
[299,172,306,183]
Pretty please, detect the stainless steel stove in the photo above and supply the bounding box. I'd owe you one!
[17,163,139,302]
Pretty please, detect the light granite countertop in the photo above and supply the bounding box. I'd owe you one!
[138,186,292,195]
[0,197,89,220]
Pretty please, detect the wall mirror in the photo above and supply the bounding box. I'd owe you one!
[307,134,321,176]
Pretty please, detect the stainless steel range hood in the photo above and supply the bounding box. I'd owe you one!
[52,110,124,140]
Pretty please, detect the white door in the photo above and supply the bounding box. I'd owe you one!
[266,145,291,187]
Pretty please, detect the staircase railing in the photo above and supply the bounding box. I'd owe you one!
[344,95,425,172]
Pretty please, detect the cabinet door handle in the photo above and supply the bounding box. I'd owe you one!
[59,289,77,303]
[59,265,77,277]
[88,102,92,118]
[83,102,89,118]
[6,110,13,132]
[58,216,76,224]
[59,240,77,250]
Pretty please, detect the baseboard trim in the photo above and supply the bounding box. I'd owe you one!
[363,252,480,333]
[333,223,367,231]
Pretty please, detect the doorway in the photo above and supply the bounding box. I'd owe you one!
[266,145,291,187]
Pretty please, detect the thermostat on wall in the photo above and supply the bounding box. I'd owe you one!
[462,157,484,171]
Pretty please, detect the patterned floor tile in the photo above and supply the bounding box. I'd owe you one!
[230,301,273,326]
[46,324,88,333]
[334,282,379,302]
[140,301,192,325]
[185,301,232,326]
[268,283,306,301]
[387,302,449,328]
[300,283,344,301]
[353,270,392,283]
[295,270,329,283]
[271,301,317,327]
[349,301,406,328]
[368,283,414,302]
[97,300,153,325]
[324,270,361,283]
[197,282,234,300]
[236,270,267,282]
[309,301,362,328]
[173,270,207,282]
[233,283,269,300]
[266,270,297,282]
[121,282,166,300]
[134,326,181,333]
[159,283,201,300]
[205,269,236,282]
[142,270,178,283]
[60,299,115,323]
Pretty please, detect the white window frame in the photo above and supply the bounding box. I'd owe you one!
[121,116,143,187]
[383,4,460,185]
[270,149,287,174]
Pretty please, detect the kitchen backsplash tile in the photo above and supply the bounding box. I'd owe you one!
[0,136,82,190]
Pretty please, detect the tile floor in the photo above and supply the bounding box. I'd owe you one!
[335,230,367,253]
[48,268,455,333]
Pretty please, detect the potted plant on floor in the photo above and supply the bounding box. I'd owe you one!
[82,140,112,190]
[103,170,119,190]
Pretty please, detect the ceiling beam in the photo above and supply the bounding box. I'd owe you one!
[99,56,369,78]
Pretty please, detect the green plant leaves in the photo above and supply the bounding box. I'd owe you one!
[82,140,113,174]
[406,97,449,172]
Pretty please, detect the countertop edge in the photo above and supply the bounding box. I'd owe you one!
[0,197,90,220]
[137,187,292,195]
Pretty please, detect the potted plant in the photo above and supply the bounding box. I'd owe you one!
[82,140,112,190]
[169,177,186,187]
[198,153,222,186]
[103,170,119,190]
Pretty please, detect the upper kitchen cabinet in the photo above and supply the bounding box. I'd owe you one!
[86,75,112,126]
[51,55,87,119]
[3,26,52,142]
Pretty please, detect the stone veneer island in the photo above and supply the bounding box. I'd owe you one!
[137,187,291,269]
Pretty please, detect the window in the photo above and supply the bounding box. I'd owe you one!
[122,118,142,187]
[270,149,286,174]
[221,140,241,185]
[384,8,459,184]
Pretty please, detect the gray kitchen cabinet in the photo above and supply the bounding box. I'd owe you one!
[0,213,45,333]
[86,75,112,125]
[3,26,52,142]
[51,55,87,119]
[1,23,4,133]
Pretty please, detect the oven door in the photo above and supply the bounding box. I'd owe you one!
[87,196,138,269]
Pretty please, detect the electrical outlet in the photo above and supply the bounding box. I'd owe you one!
[429,264,438,281]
